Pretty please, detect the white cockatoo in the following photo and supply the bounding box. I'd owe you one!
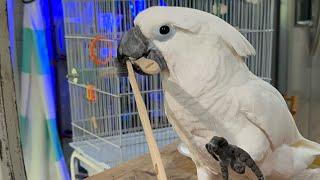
[117,6,320,179]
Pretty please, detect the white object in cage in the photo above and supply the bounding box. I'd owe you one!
[62,0,275,175]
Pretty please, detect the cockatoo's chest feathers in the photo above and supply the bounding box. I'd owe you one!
[163,84,244,137]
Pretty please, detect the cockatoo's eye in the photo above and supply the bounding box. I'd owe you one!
[159,25,170,35]
[152,24,175,42]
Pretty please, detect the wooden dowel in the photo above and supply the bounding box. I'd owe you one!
[126,61,168,180]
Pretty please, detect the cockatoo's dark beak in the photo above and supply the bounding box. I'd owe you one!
[117,26,167,75]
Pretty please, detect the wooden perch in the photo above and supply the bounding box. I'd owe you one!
[87,141,197,180]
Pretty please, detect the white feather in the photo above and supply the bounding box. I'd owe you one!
[212,4,228,15]
[261,144,318,178]
[292,169,320,180]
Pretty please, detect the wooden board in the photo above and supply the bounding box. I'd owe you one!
[0,0,27,179]
[87,141,197,180]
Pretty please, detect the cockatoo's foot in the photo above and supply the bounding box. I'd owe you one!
[196,167,217,180]
[206,136,264,180]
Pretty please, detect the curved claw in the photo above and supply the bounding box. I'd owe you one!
[220,161,229,180]
[230,160,245,174]
[205,143,220,161]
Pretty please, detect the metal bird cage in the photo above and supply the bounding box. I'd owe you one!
[62,0,275,171]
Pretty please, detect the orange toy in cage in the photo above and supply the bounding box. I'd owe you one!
[89,35,113,65]
[86,85,96,102]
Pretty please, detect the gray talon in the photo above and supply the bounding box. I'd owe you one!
[246,159,254,167]
[205,136,265,180]
[231,160,245,174]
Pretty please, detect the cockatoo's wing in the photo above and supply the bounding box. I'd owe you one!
[233,78,320,175]
[233,78,301,149]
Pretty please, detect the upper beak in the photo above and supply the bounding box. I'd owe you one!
[117,26,167,75]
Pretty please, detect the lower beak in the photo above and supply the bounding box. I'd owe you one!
[117,26,167,75]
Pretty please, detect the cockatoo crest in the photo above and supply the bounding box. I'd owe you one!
[134,6,256,58]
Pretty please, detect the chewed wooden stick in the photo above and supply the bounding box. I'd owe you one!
[126,61,167,180]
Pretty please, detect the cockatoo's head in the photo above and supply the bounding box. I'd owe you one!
[117,6,255,81]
